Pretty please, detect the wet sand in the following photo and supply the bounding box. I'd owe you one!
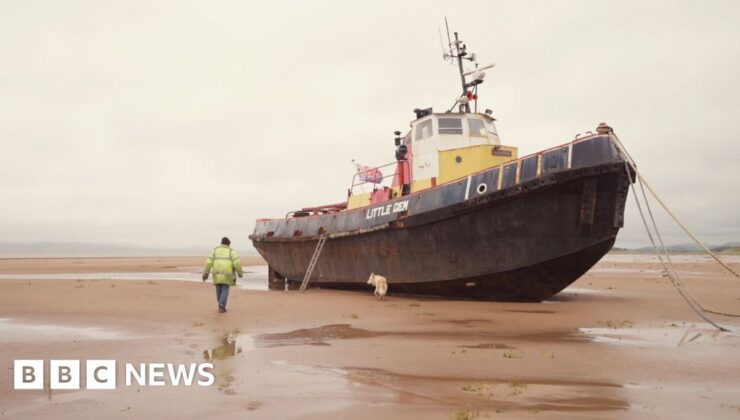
[1,254,739,419]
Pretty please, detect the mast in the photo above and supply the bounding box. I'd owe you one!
[453,32,470,113]
[442,19,494,114]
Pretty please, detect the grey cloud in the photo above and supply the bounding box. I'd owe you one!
[1,0,738,251]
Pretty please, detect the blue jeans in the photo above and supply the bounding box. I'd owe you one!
[215,284,230,308]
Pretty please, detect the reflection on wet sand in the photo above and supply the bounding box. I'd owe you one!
[254,323,591,348]
[2,254,738,418]
[256,321,739,350]
[458,343,517,350]
[203,333,243,395]
[255,324,381,347]
[579,321,739,349]
[246,321,739,415]
[218,325,632,414]
[343,367,628,413]
[203,334,241,361]
[0,318,128,341]
[0,265,270,290]
[502,309,556,314]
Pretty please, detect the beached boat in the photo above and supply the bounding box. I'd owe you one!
[249,28,632,301]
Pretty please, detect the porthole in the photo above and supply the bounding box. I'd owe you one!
[477,183,487,194]
[455,156,462,163]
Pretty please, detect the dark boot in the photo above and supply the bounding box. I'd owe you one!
[218,305,226,313]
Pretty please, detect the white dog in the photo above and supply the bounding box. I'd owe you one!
[367,273,388,301]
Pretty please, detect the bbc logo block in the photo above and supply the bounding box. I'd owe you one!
[14,360,117,390]
[50,360,80,390]
[12,359,214,389]
[86,360,116,389]
[14,360,44,390]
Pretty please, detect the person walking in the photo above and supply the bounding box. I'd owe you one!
[202,237,243,313]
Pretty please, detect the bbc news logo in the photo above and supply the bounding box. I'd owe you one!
[13,360,215,389]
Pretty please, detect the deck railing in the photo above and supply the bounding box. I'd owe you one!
[448,133,616,192]
[349,161,400,196]
[348,133,617,198]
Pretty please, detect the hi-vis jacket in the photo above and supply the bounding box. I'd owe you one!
[203,245,243,286]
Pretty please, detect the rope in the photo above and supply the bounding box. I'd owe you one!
[612,134,740,280]
[611,133,739,331]
[637,175,740,279]
[622,161,731,331]
[636,174,739,318]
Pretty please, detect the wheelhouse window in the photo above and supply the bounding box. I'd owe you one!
[486,120,498,136]
[415,119,433,140]
[438,118,463,135]
[468,119,486,137]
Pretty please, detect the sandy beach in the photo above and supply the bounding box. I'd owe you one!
[1,254,739,419]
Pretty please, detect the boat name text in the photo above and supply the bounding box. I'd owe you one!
[366,200,409,220]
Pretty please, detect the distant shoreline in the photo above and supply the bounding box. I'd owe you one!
[610,249,740,256]
[3,249,738,259]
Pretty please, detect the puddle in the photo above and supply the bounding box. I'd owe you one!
[197,337,395,414]
[528,396,629,412]
[203,334,245,361]
[502,309,555,314]
[246,361,379,415]
[332,366,622,389]
[255,324,381,347]
[578,322,738,348]
[600,254,740,264]
[458,343,517,350]
[433,318,495,326]
[254,323,591,348]
[0,265,269,291]
[547,286,630,302]
[249,321,731,350]
[561,287,615,296]
[588,268,711,279]
[515,330,589,343]
[0,318,128,342]
[622,382,740,418]
[344,367,627,412]
[201,332,256,395]
[197,326,632,414]
[589,267,662,274]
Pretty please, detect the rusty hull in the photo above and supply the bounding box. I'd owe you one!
[252,159,631,301]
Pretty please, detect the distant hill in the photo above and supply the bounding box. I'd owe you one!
[610,247,632,253]
[0,242,260,258]
[633,241,740,253]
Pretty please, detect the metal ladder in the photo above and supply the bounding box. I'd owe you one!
[299,234,327,292]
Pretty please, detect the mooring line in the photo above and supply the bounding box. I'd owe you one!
[613,134,740,280]
[612,133,739,332]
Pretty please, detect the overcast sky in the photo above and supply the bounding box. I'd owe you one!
[1,0,739,251]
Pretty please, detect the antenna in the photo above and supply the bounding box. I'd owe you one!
[463,63,495,76]
[438,27,447,60]
[453,31,469,112]
[443,18,469,112]
[440,18,493,113]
